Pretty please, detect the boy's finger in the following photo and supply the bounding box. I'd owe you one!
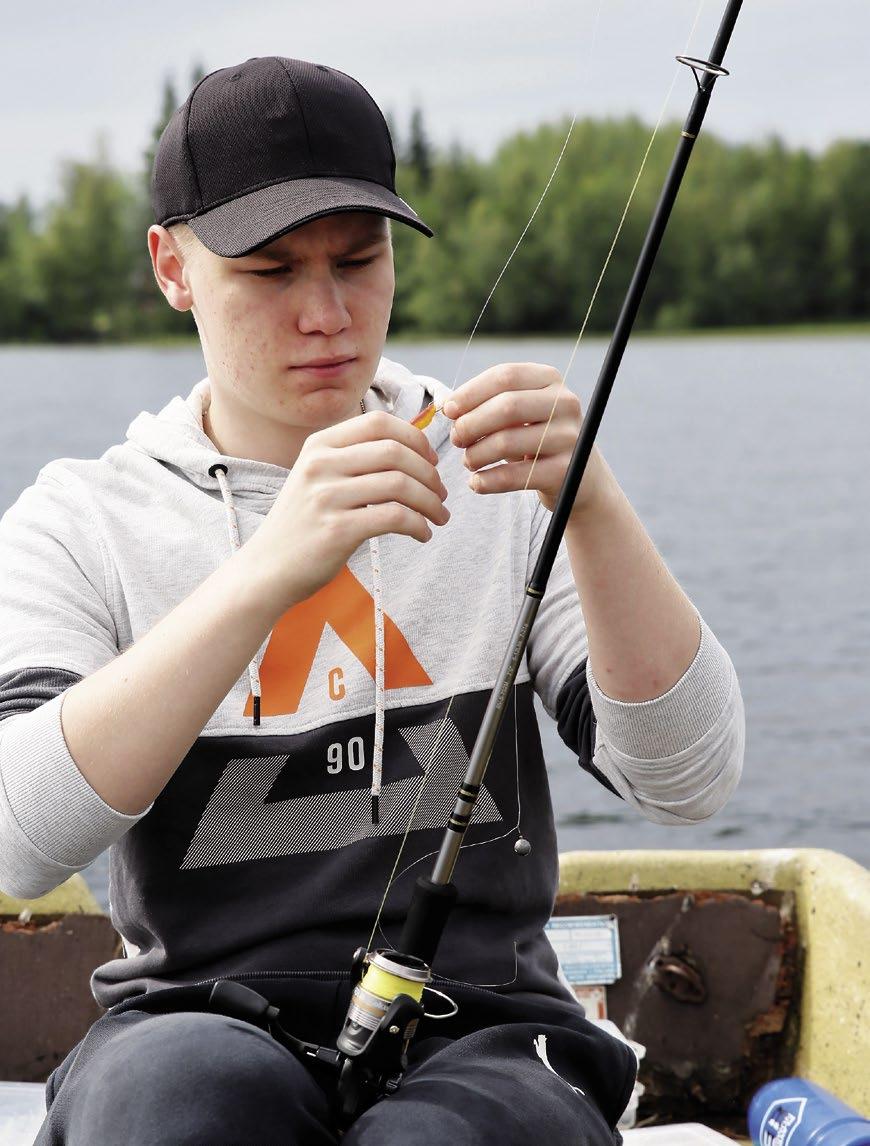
[343,440,448,499]
[451,388,564,447]
[326,409,438,463]
[442,363,560,419]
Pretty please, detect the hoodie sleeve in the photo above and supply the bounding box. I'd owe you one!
[0,471,148,900]
[524,498,744,824]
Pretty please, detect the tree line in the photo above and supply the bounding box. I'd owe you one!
[1,86,867,342]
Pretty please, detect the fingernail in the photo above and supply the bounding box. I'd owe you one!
[444,400,458,418]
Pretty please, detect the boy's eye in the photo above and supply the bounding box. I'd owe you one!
[247,253,378,277]
[249,265,292,277]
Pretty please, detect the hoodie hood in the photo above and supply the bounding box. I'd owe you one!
[125,357,451,504]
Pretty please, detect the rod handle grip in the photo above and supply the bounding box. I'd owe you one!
[399,876,458,965]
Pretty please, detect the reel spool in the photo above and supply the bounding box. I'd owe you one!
[337,948,431,1057]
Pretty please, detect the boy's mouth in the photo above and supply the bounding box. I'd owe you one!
[289,356,357,377]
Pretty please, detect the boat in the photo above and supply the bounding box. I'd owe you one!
[2,847,867,1144]
[553,847,869,1141]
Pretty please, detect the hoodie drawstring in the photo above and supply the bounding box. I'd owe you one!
[209,462,269,726]
[359,398,387,825]
[368,534,386,824]
[207,449,387,821]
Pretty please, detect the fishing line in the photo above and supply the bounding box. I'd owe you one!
[365,1,607,954]
[508,0,708,494]
[449,122,575,390]
[448,0,605,394]
[367,0,707,955]
[514,38,705,492]
[373,686,526,954]
[455,0,709,542]
[560,0,707,390]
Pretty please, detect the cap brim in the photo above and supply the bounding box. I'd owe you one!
[188,176,433,257]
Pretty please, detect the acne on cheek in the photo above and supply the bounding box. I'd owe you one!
[210,297,275,391]
[225,292,273,345]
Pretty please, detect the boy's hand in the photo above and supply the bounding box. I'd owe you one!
[245,411,449,609]
[443,363,609,514]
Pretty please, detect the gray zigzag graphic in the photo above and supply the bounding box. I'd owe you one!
[180,716,502,870]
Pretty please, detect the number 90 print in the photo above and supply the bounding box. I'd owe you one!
[326,737,366,775]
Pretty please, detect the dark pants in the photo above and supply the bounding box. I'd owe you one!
[36,979,636,1145]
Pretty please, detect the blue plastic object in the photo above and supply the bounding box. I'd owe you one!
[749,1078,870,1146]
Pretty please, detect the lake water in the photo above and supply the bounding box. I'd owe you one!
[1,335,868,908]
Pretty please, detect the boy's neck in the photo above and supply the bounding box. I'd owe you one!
[203,391,310,470]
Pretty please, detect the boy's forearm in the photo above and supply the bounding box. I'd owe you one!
[61,545,286,815]
[564,453,701,703]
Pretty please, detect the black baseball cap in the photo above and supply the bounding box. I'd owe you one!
[151,56,433,257]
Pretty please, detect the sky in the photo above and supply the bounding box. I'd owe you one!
[1,0,865,207]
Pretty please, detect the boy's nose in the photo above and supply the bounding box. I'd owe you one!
[296,277,351,336]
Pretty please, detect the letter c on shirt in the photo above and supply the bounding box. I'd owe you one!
[328,666,346,701]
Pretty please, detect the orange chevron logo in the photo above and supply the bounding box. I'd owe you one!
[244,565,432,718]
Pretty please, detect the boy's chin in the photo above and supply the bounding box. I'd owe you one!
[288,387,367,427]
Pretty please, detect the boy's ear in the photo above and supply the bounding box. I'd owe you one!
[148,225,194,312]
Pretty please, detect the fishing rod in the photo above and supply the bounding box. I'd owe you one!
[398,0,744,958]
[208,0,745,1126]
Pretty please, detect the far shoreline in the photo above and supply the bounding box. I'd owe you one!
[1,320,868,350]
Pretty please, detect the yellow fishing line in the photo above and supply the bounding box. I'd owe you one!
[362,961,426,1004]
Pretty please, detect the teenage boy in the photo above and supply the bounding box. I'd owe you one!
[0,58,744,1144]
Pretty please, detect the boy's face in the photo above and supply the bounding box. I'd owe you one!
[179,212,395,435]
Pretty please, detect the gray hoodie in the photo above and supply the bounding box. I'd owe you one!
[0,358,744,1007]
